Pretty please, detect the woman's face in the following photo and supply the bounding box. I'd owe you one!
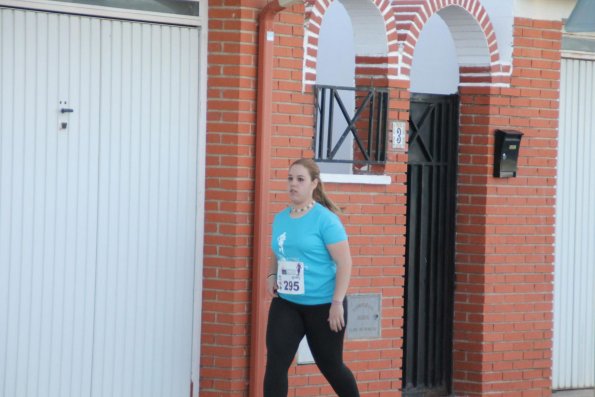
[287,164,318,206]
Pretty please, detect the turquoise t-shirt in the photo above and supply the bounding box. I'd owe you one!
[271,202,347,305]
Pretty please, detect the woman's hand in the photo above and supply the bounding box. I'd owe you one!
[266,274,278,298]
[326,240,352,333]
[328,302,345,332]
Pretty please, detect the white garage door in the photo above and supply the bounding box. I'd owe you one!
[0,8,202,397]
[553,56,595,391]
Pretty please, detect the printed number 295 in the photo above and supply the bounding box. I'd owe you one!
[283,281,300,291]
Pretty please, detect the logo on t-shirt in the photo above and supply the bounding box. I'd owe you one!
[277,232,287,256]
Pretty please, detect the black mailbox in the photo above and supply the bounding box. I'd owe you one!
[494,129,523,178]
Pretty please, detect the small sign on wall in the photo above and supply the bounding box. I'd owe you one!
[346,294,381,340]
[392,121,407,150]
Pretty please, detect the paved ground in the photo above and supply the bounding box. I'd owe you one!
[553,389,595,397]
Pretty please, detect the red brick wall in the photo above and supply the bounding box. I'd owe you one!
[203,2,409,396]
[201,2,260,395]
[203,1,559,396]
[454,18,560,397]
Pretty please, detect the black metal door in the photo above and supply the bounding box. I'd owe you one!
[403,93,459,397]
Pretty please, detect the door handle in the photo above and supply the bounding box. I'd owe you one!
[60,108,74,113]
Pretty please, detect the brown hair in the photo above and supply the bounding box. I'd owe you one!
[290,158,341,214]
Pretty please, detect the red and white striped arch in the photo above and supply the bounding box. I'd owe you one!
[302,0,511,87]
[303,0,401,85]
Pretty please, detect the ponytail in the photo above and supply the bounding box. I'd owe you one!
[313,180,341,214]
[290,158,341,214]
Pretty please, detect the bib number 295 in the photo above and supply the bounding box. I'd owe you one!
[277,260,305,295]
[282,280,300,292]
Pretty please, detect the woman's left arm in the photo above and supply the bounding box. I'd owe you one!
[327,240,353,332]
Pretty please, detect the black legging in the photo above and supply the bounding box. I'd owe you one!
[264,297,360,397]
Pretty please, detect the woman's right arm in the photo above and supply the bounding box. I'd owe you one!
[266,254,278,297]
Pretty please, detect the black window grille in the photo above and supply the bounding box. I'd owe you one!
[313,84,388,167]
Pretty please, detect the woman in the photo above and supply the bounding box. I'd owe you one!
[264,158,360,397]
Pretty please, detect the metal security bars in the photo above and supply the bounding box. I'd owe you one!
[313,84,388,166]
[403,93,459,397]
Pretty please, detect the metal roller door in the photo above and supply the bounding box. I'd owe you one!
[0,8,202,397]
[553,56,595,391]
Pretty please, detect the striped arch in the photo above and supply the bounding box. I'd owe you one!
[393,0,511,85]
[303,0,401,86]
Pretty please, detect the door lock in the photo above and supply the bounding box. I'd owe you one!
[58,101,73,131]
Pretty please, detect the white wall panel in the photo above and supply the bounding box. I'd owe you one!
[91,20,199,397]
[1,8,201,397]
[554,57,595,390]
[0,9,99,397]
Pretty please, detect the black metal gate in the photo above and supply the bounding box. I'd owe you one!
[403,93,459,397]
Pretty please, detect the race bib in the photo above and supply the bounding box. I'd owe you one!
[277,260,305,295]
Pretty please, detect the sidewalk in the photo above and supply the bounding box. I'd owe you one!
[554,389,595,397]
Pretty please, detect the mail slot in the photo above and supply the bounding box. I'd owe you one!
[494,129,523,178]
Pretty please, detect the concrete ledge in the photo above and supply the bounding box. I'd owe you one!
[320,173,392,185]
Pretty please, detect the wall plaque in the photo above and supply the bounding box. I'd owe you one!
[346,294,381,340]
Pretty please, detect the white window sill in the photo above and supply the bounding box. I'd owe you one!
[320,173,392,185]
